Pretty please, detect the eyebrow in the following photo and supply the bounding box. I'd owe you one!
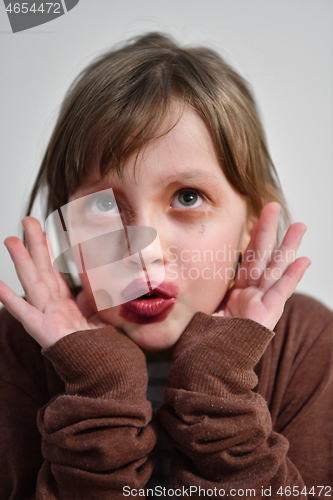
[155,169,221,187]
[78,168,221,197]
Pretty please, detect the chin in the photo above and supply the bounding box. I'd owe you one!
[95,296,213,352]
[107,295,195,351]
[121,318,184,352]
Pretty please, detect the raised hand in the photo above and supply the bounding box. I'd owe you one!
[214,203,311,330]
[0,217,107,348]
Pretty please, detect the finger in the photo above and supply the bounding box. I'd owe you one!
[54,269,73,300]
[45,232,73,300]
[0,281,45,343]
[247,202,280,287]
[4,236,54,310]
[259,222,307,292]
[23,217,61,297]
[262,257,311,313]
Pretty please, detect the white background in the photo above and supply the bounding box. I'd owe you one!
[0,0,332,309]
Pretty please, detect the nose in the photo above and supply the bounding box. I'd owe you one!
[122,225,165,271]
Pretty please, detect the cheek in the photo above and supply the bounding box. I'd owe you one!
[166,223,241,275]
[164,222,242,312]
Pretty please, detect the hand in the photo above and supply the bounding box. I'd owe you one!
[213,203,311,330]
[0,217,107,348]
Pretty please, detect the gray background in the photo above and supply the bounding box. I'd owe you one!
[0,0,332,309]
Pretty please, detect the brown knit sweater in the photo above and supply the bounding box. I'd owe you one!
[0,293,332,499]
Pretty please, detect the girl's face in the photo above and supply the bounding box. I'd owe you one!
[71,104,252,351]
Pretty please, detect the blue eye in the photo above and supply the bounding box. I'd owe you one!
[171,190,203,209]
[89,193,118,214]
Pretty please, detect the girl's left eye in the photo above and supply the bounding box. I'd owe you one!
[171,190,204,209]
[88,193,119,214]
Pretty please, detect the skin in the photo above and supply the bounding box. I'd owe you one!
[0,105,311,350]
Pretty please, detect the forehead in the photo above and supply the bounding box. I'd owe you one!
[77,104,226,196]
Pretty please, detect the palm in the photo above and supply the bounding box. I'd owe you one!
[224,287,265,320]
[33,298,90,341]
[214,203,310,330]
[0,217,106,348]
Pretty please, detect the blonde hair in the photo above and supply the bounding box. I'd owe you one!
[27,32,289,226]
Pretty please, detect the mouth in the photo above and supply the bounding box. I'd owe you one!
[120,278,177,302]
[119,280,178,324]
[124,292,174,315]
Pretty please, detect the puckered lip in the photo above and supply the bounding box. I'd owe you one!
[120,278,177,303]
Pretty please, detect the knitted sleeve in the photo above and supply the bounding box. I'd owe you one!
[35,327,157,499]
[157,313,320,499]
[0,308,157,500]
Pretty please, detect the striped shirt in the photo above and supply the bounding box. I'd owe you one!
[146,352,174,496]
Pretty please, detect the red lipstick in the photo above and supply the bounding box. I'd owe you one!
[119,281,179,324]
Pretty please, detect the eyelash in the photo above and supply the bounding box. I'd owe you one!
[80,187,208,223]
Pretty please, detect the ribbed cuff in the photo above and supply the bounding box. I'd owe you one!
[169,313,274,396]
[175,313,274,366]
[42,327,148,400]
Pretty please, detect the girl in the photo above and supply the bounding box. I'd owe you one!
[0,33,332,499]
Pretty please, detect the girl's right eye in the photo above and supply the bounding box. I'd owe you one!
[88,193,119,214]
[170,189,204,209]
